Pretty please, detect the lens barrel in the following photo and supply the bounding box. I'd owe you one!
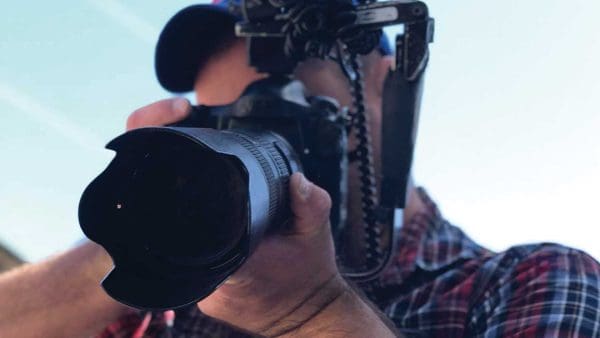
[79,126,299,309]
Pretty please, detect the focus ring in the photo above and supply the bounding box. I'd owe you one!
[227,131,291,226]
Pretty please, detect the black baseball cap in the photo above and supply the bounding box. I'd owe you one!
[155,0,392,93]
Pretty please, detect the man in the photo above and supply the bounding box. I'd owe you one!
[1,1,599,337]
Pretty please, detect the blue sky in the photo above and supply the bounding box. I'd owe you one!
[1,0,599,262]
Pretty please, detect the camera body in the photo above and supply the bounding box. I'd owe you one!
[174,76,349,243]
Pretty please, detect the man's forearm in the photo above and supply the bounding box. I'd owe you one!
[0,241,130,337]
[282,288,400,338]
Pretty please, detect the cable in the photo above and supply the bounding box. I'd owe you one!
[280,0,387,277]
[347,54,383,270]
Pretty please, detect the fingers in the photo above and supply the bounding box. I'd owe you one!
[289,173,332,236]
[126,97,191,130]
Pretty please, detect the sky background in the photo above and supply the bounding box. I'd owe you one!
[1,0,598,262]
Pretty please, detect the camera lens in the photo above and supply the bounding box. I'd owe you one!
[79,126,299,309]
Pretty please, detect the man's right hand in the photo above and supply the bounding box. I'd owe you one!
[126,98,396,337]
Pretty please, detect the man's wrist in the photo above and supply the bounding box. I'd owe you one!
[74,242,133,315]
[260,276,397,338]
[257,274,346,337]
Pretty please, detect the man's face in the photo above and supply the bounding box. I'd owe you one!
[193,38,390,262]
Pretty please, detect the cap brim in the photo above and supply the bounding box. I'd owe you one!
[155,5,238,93]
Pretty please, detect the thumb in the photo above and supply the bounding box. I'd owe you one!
[289,173,332,236]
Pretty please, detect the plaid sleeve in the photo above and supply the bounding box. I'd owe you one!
[367,188,600,338]
[470,244,600,337]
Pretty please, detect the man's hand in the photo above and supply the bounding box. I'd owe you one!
[127,98,397,337]
[126,97,192,130]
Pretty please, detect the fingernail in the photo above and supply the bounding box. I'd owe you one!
[298,174,311,202]
[172,97,190,116]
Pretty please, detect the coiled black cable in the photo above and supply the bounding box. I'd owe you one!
[348,54,383,270]
[278,0,386,276]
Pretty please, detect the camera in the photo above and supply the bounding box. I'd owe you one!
[79,0,434,310]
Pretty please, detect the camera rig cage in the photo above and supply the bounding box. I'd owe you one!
[237,0,434,282]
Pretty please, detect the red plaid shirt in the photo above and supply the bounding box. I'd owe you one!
[98,188,600,337]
